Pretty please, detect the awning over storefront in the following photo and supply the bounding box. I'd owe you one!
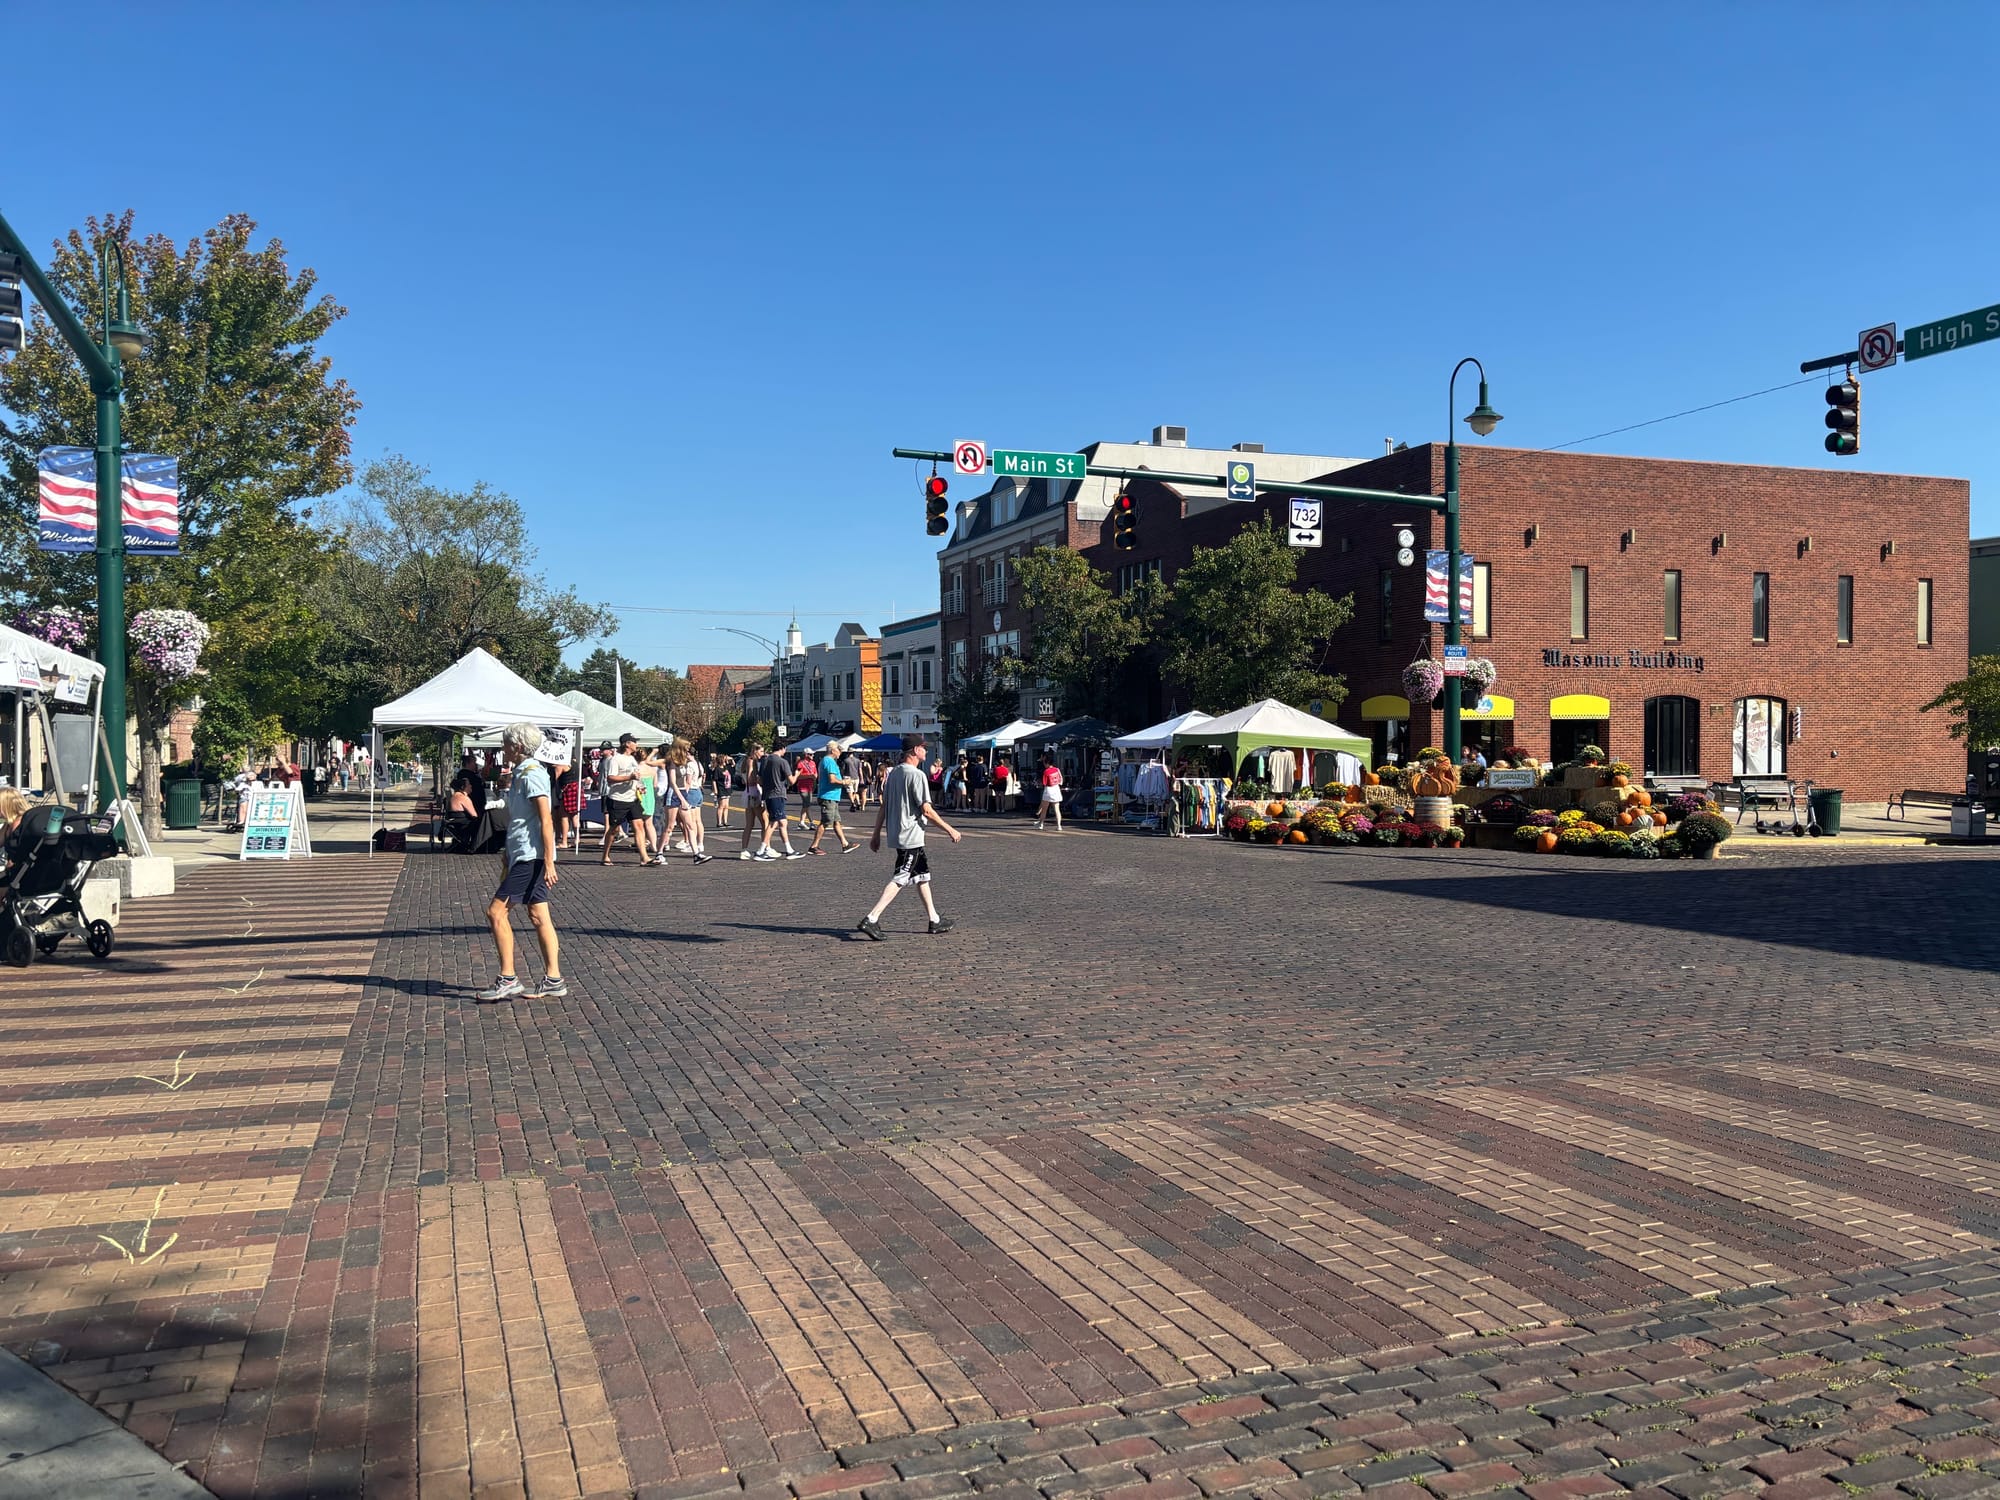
[1550,692,1611,720]
[1358,694,1412,720]
[1463,693,1515,720]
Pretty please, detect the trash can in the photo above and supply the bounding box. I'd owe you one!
[165,778,203,830]
[1808,786,1843,837]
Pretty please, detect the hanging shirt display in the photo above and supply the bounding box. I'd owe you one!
[1268,748,1297,795]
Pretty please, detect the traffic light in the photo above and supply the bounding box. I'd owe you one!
[0,251,23,355]
[924,474,949,535]
[1112,492,1136,549]
[1824,378,1859,456]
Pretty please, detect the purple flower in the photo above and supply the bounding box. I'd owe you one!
[129,609,210,683]
[12,605,89,654]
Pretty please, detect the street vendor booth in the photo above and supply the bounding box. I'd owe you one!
[1018,717,1123,819]
[368,647,585,852]
[957,718,1053,753]
[0,620,108,809]
[471,690,669,753]
[1170,699,1370,789]
[1111,710,1211,826]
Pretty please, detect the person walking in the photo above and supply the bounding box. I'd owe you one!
[754,745,803,860]
[737,745,767,858]
[807,742,860,855]
[857,735,960,940]
[712,753,733,829]
[662,745,713,864]
[598,733,652,865]
[844,747,867,811]
[1034,753,1065,832]
[478,722,565,1002]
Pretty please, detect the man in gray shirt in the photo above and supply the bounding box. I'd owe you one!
[857,734,961,940]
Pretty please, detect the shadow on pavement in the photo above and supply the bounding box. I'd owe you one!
[1342,856,2000,973]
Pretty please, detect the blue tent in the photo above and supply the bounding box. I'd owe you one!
[850,731,906,752]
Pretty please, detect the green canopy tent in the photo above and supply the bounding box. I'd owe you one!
[1170,698,1371,785]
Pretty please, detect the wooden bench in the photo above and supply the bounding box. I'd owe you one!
[1731,775,1803,831]
[1887,788,1961,820]
[1646,775,1708,797]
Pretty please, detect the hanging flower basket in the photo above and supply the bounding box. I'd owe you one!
[12,605,89,654]
[1463,657,1497,692]
[1402,658,1444,705]
[1458,679,1485,709]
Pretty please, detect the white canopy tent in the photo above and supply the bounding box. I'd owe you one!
[957,718,1054,751]
[1171,698,1371,788]
[1111,710,1213,752]
[368,647,585,850]
[784,731,865,757]
[0,620,109,809]
[468,690,669,752]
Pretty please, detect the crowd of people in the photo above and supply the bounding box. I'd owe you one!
[473,729,962,1002]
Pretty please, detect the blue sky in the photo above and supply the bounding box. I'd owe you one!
[8,4,1998,671]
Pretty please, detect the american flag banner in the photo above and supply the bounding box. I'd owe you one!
[37,447,181,555]
[1423,550,1474,622]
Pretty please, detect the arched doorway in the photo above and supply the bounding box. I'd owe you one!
[1643,695,1701,777]
[1732,696,1786,776]
[1549,693,1610,764]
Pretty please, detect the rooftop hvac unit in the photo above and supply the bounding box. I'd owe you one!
[1231,442,1264,453]
[1152,425,1188,447]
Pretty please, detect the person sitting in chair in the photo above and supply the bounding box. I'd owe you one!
[444,772,481,853]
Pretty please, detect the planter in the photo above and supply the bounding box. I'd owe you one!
[1467,824,1515,850]
[1413,795,1454,830]
[1689,842,1719,860]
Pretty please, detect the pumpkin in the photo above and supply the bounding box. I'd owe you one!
[1345,784,1363,803]
[1287,828,1309,844]
[1652,809,1669,826]
[1611,773,1630,788]
[1535,830,1559,853]
[1362,772,1380,786]
[1616,811,1636,828]
[1267,801,1287,818]
[1631,790,1651,807]
[1411,764,1459,798]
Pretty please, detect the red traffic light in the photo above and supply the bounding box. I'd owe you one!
[1114,492,1133,512]
[925,476,949,501]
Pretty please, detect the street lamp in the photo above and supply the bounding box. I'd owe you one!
[706,623,803,742]
[1443,357,1503,764]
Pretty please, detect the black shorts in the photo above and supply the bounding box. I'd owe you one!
[891,846,931,886]
[605,797,642,826]
[495,860,552,905]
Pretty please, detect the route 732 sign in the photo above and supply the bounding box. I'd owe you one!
[1287,497,1323,548]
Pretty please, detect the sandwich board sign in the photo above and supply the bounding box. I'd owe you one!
[240,784,313,860]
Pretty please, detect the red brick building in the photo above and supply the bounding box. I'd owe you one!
[1078,446,1967,802]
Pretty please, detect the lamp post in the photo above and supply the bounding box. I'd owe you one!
[1443,358,1503,764]
[706,624,801,741]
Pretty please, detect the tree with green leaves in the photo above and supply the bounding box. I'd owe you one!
[1157,517,1355,714]
[937,658,1022,741]
[1006,546,1162,719]
[0,211,360,810]
[1921,656,2000,749]
[324,455,615,706]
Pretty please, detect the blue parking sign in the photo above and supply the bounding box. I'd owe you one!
[1226,460,1255,501]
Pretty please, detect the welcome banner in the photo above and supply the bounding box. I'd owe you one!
[37,447,181,555]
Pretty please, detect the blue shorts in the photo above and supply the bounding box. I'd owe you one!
[495,860,551,905]
[764,794,788,821]
[685,788,704,807]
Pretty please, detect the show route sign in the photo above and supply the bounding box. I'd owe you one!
[992,449,1086,480]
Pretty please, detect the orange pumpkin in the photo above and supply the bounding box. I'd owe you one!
[1287,829,1309,844]
[1652,809,1669,826]
[1267,801,1287,818]
[1611,773,1630,788]
[1616,811,1636,828]
[1362,772,1380,786]
[1536,830,1558,853]
[1632,790,1652,807]
[1345,785,1363,803]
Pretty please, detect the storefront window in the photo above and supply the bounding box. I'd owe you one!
[1570,567,1589,640]
[1551,720,1608,765]
[1732,696,1785,776]
[1369,717,1407,767]
[1663,570,1681,642]
[1837,575,1853,644]
[1644,695,1700,777]
[1751,572,1769,643]
[1472,563,1491,640]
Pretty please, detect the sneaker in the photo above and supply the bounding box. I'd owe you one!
[840,843,861,854]
[530,976,568,998]
[692,853,714,865]
[928,917,956,936]
[738,850,754,861]
[753,850,780,862]
[857,916,885,941]
[784,850,806,860]
[476,976,525,1003]
[807,847,825,856]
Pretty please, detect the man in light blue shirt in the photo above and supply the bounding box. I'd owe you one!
[479,721,564,1003]
[808,747,860,855]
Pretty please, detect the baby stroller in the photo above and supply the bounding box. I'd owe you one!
[1,804,121,967]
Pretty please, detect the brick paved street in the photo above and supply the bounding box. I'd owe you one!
[8,820,2000,1500]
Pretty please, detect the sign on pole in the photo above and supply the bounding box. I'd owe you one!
[36,447,182,555]
[1857,323,1897,371]
[1443,645,1469,677]
[1424,551,1475,621]
[1227,460,1256,502]
[1287,497,1322,548]
[992,449,1086,481]
[1904,303,2000,362]
[953,439,988,475]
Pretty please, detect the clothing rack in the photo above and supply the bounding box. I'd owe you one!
[1173,777,1227,838]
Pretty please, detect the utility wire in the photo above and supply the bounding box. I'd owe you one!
[1540,373,1824,452]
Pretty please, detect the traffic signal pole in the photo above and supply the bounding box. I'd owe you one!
[0,209,130,804]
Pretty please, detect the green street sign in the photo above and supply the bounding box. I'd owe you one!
[992,448,1086,481]
[1904,303,2000,362]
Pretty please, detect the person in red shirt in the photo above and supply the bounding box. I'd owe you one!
[992,758,1012,813]
[1034,754,1065,832]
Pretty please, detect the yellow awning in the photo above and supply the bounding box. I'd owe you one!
[1462,693,1515,720]
[1550,692,1611,721]
[1358,694,1411,720]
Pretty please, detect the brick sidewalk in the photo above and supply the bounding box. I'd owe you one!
[5,829,2000,1498]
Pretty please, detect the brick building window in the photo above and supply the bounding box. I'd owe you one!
[1663,570,1681,642]
[1918,578,1933,645]
[1569,567,1589,641]
[1751,572,1770,643]
[1471,563,1491,640]
[1378,568,1393,643]
[1837,575,1853,644]
[949,638,967,681]
[946,570,964,615]
[885,663,901,697]
[1732,696,1786,776]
